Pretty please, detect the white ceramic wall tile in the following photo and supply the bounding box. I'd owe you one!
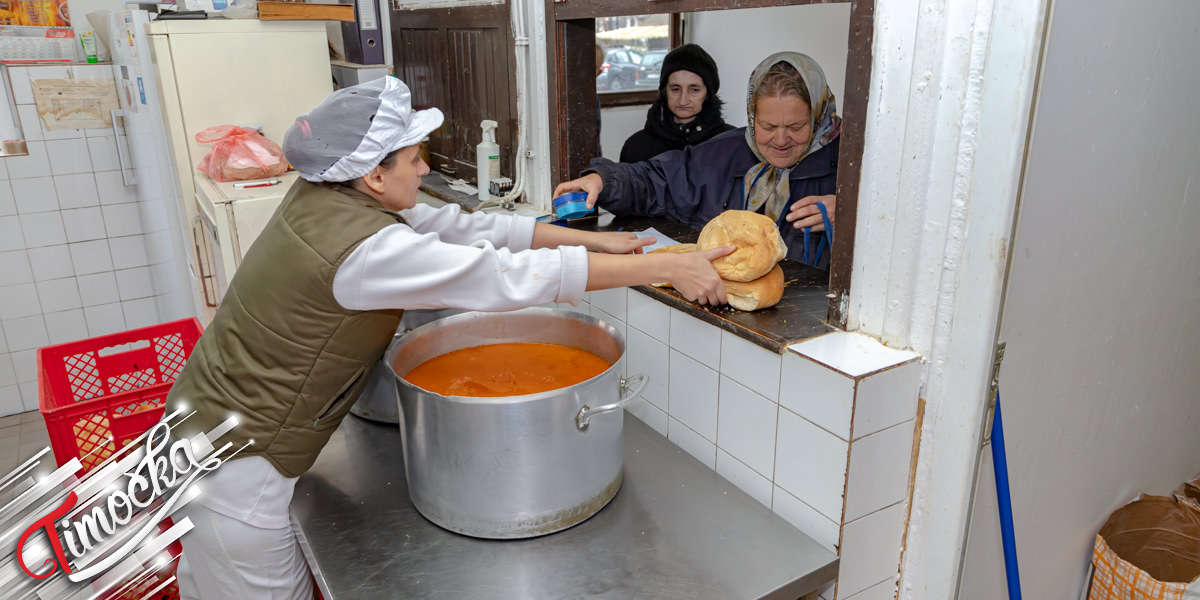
[852,363,920,441]
[772,486,841,554]
[667,417,716,469]
[108,235,149,269]
[780,352,854,441]
[1,315,47,352]
[0,217,27,253]
[720,331,783,402]
[16,104,43,141]
[670,309,721,369]
[0,251,33,286]
[840,576,897,600]
[101,203,143,238]
[121,297,159,329]
[46,139,93,176]
[668,349,719,441]
[95,171,137,205]
[837,502,906,598]
[68,240,114,275]
[10,176,57,214]
[86,136,120,172]
[54,173,100,209]
[115,267,154,300]
[0,284,41,320]
[790,331,920,378]
[625,401,667,438]
[626,327,669,413]
[0,160,7,180]
[589,287,627,322]
[0,323,6,352]
[590,306,626,377]
[43,309,89,345]
[77,272,120,306]
[715,450,773,509]
[0,385,22,418]
[844,421,915,523]
[84,303,126,337]
[28,65,71,82]
[35,277,82,314]
[10,349,35,383]
[61,207,107,243]
[626,289,670,342]
[0,180,14,216]
[7,142,52,179]
[19,380,38,412]
[41,123,86,141]
[18,211,66,248]
[716,376,778,478]
[9,67,33,104]
[0,354,14,387]
[775,408,849,522]
[27,245,74,281]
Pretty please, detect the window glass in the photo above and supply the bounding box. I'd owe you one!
[596,14,669,93]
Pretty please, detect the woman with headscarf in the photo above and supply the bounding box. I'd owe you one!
[618,44,735,163]
[556,51,841,269]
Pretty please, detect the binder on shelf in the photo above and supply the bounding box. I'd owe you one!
[341,0,384,65]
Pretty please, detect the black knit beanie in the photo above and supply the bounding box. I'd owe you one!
[659,43,720,97]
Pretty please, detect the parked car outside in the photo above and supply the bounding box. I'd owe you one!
[635,50,668,89]
[596,48,643,91]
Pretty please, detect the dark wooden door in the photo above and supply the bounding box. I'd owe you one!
[391,4,517,183]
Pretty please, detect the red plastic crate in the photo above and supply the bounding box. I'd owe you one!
[36,318,203,600]
[37,318,203,472]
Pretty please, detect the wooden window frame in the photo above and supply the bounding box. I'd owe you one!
[546,0,874,329]
[597,13,683,109]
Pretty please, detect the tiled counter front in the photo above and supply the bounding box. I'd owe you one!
[562,289,922,600]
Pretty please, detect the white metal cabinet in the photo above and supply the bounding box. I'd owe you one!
[193,171,297,307]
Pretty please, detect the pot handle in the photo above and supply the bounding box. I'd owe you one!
[576,373,649,431]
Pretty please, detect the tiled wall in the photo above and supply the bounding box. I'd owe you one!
[0,64,162,417]
[572,288,922,600]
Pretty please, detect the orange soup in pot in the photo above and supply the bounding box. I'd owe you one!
[403,342,612,397]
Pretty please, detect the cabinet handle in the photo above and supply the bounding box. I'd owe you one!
[110,109,137,186]
[192,216,218,308]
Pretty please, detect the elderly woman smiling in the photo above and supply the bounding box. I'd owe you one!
[555,51,841,269]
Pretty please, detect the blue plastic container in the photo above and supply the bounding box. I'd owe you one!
[552,192,593,220]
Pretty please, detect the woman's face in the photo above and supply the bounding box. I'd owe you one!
[665,70,707,124]
[753,95,813,168]
[377,144,429,212]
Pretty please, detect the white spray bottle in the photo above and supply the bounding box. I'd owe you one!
[476,120,500,202]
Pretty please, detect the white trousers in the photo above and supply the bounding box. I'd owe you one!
[174,456,312,600]
[175,501,314,600]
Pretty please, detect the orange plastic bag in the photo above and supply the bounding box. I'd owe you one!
[195,125,288,182]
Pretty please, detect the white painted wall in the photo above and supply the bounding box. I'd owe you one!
[959,2,1200,598]
[599,4,850,160]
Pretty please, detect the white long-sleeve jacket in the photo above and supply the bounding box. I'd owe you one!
[332,202,589,311]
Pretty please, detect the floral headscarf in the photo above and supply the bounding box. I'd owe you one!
[742,52,841,220]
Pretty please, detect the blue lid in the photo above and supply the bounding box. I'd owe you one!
[552,192,593,220]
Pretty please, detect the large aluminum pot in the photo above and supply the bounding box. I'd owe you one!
[385,307,647,539]
[350,309,465,424]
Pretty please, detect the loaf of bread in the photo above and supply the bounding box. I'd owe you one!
[647,243,697,287]
[696,210,786,282]
[724,264,784,311]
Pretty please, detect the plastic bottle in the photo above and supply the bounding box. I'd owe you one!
[476,120,500,202]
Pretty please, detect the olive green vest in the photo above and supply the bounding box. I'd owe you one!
[166,180,404,477]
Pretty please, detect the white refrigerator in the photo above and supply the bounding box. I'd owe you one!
[108,11,333,322]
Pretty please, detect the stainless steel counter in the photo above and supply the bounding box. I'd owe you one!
[291,412,838,600]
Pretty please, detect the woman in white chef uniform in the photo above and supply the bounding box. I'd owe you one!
[169,76,734,599]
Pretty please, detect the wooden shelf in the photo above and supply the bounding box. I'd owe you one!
[257,2,354,22]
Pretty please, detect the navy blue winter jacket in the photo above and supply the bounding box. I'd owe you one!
[585,127,839,269]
